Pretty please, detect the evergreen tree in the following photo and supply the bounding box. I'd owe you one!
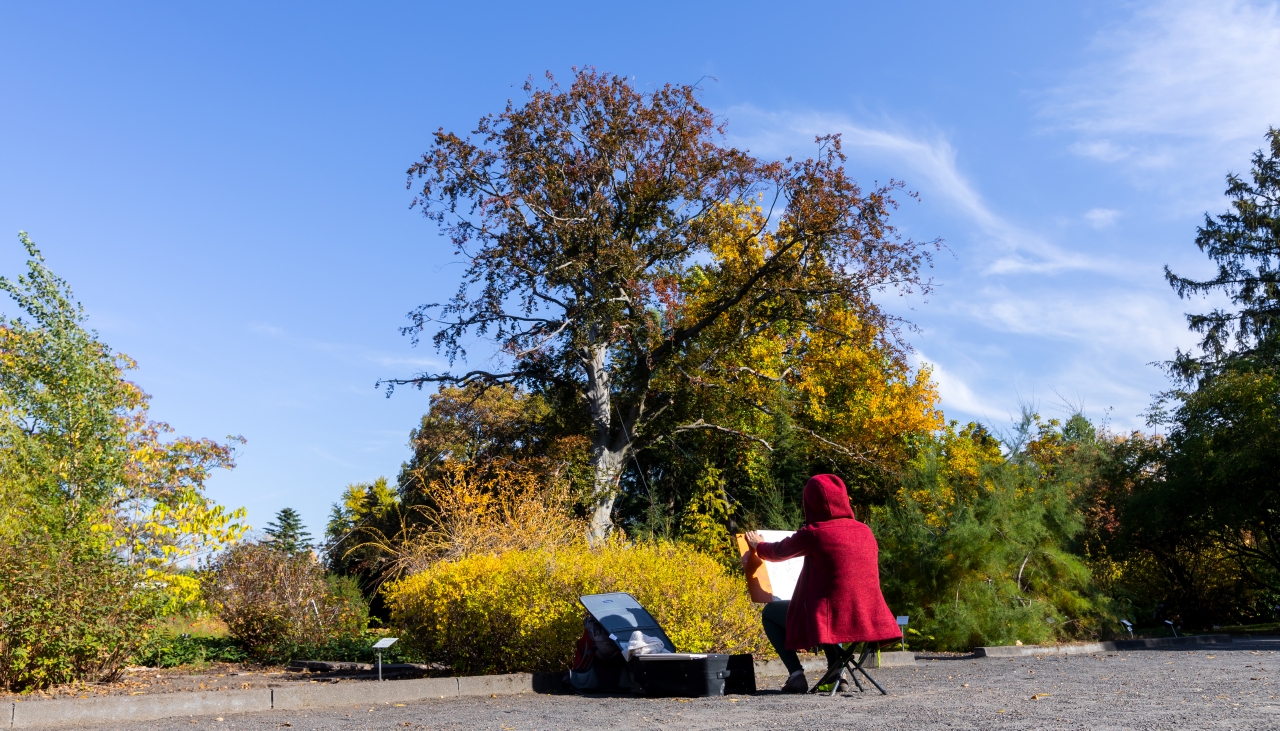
[1165,127,1280,378]
[264,507,312,554]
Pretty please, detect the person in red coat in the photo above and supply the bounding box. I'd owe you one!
[744,474,901,693]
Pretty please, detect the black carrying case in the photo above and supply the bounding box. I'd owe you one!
[725,653,757,694]
[630,653,730,697]
[628,652,756,697]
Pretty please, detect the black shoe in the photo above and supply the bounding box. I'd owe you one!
[781,672,808,693]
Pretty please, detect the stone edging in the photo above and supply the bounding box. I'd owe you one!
[975,633,1233,658]
[8,673,531,729]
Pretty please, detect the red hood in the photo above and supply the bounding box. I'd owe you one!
[803,474,855,523]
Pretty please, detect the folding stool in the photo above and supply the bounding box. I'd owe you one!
[807,642,888,696]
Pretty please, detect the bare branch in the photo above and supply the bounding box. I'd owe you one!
[674,419,774,451]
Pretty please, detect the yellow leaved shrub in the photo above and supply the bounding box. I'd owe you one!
[385,540,767,675]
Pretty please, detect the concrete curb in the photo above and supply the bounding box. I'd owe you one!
[975,634,1233,658]
[8,673,535,729]
[10,689,271,729]
[872,651,917,668]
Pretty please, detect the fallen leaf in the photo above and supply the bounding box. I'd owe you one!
[1031,694,1052,700]
[961,684,969,687]
[395,703,407,707]
[996,709,1006,713]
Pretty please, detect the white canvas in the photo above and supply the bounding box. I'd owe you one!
[754,530,804,601]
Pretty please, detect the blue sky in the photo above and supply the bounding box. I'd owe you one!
[3,1,1279,538]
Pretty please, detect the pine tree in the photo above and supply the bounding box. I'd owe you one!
[1165,127,1280,378]
[264,507,312,555]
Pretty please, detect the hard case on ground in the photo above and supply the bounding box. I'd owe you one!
[724,653,757,694]
[629,653,732,697]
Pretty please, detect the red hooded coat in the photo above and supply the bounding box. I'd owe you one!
[755,474,902,649]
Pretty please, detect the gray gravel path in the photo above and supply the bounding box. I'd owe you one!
[85,638,1280,730]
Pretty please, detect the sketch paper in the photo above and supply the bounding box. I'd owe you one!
[735,531,804,603]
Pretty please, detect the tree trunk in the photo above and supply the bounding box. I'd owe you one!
[588,447,626,542]
[582,343,628,542]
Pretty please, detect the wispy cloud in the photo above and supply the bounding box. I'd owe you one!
[1047,0,1280,177]
[960,285,1194,355]
[728,106,1106,275]
[247,321,442,371]
[1084,208,1121,229]
[912,352,1003,419]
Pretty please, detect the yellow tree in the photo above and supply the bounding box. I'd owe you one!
[1,232,247,612]
[105,394,248,610]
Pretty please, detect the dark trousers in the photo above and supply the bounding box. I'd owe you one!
[761,600,842,674]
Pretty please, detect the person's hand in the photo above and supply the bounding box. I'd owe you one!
[744,530,763,550]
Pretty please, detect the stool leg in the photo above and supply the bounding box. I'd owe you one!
[845,645,866,693]
[829,666,845,696]
[852,647,888,695]
[847,660,865,693]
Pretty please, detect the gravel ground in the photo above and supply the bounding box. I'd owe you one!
[83,638,1280,730]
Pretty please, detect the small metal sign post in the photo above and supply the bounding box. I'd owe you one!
[1120,619,1134,639]
[896,616,909,651]
[1164,620,1177,638]
[372,637,398,681]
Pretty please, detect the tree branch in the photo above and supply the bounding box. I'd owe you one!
[674,419,774,451]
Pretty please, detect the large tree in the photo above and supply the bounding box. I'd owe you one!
[1166,126,1280,378]
[1119,128,1280,624]
[385,70,935,539]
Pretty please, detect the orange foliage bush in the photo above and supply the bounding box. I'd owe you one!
[361,460,585,579]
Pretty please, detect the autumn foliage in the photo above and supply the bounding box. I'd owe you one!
[203,542,367,663]
[386,540,767,675]
[387,68,937,540]
[0,233,247,689]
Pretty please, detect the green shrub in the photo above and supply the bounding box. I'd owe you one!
[202,542,368,663]
[132,630,422,668]
[288,632,422,664]
[131,635,248,668]
[385,540,767,675]
[0,534,164,691]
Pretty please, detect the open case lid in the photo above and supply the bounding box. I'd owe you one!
[578,592,678,653]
